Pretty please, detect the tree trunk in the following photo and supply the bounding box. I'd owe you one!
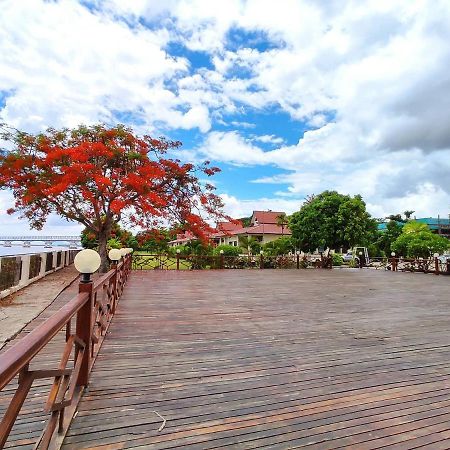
[97,222,112,273]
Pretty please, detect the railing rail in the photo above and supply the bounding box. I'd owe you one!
[0,255,132,449]
[132,253,449,274]
[0,292,89,391]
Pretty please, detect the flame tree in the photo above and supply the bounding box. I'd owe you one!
[0,124,228,271]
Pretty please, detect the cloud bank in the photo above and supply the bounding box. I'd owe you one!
[1,0,449,234]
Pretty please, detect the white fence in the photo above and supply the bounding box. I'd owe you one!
[0,250,79,299]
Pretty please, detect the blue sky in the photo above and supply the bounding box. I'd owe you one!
[0,0,449,235]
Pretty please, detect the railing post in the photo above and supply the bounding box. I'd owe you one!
[110,262,118,314]
[260,253,264,269]
[220,254,224,270]
[296,253,300,269]
[391,257,398,272]
[435,257,440,275]
[76,279,94,387]
[176,253,180,270]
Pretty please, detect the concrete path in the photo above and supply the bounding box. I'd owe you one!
[0,265,79,349]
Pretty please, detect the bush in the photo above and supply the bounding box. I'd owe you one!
[392,226,449,258]
[213,245,241,256]
[263,237,295,256]
[332,253,343,266]
[107,238,122,249]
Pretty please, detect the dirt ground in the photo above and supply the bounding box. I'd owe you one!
[0,265,79,349]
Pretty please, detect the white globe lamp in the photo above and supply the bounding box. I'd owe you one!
[74,249,101,283]
[108,248,121,262]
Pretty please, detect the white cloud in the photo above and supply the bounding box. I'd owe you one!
[0,0,216,133]
[1,0,450,230]
[253,134,284,145]
[220,193,301,218]
[197,131,270,165]
[0,191,83,235]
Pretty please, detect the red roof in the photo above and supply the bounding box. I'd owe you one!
[169,211,290,244]
[216,221,242,232]
[234,223,291,235]
[251,211,286,225]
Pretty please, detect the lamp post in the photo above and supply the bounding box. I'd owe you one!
[260,250,264,270]
[108,248,121,265]
[390,252,397,272]
[107,248,122,312]
[358,251,363,269]
[74,249,101,283]
[434,252,440,275]
[219,249,224,269]
[73,249,101,386]
[176,248,181,270]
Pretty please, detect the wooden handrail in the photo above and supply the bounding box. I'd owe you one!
[0,254,132,449]
[92,265,118,291]
[0,292,89,391]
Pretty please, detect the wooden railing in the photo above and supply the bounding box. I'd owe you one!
[132,253,450,274]
[0,255,131,449]
[386,256,449,274]
[132,253,301,270]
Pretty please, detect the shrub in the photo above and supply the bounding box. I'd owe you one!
[213,245,241,256]
[332,253,343,266]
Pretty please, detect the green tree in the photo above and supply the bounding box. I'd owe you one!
[184,240,213,256]
[276,213,289,236]
[238,236,261,254]
[376,220,403,256]
[136,229,174,252]
[404,210,415,220]
[237,216,251,227]
[107,237,122,249]
[289,191,376,252]
[402,221,429,234]
[81,229,97,249]
[386,214,405,223]
[263,237,295,256]
[391,221,449,257]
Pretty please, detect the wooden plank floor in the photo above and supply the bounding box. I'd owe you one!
[60,269,450,450]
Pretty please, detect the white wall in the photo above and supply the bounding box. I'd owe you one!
[0,250,78,299]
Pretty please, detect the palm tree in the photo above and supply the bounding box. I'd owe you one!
[239,236,259,254]
[276,213,288,236]
[404,210,415,220]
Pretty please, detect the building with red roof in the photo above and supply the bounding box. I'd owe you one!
[169,210,291,248]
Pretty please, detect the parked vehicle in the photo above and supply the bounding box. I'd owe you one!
[342,247,370,265]
[354,247,370,264]
[343,251,353,262]
[438,254,450,264]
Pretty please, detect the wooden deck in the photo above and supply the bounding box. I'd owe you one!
[58,269,450,449]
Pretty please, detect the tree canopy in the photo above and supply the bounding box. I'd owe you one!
[0,123,228,271]
[238,236,261,254]
[289,190,376,252]
[375,220,403,256]
[263,236,295,256]
[391,221,449,257]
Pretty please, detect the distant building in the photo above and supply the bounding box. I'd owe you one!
[168,231,196,247]
[378,217,450,238]
[168,210,291,248]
